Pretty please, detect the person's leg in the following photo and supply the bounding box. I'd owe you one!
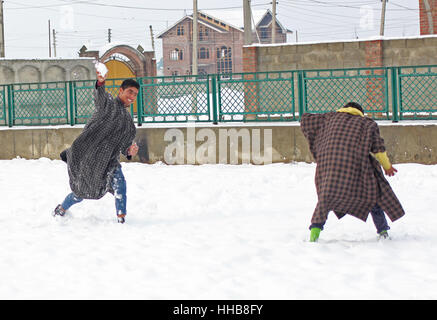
[112,166,127,223]
[370,204,390,234]
[309,202,328,242]
[62,192,84,210]
[54,192,83,216]
[309,222,325,242]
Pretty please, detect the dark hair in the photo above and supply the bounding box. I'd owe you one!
[344,101,364,114]
[120,79,140,90]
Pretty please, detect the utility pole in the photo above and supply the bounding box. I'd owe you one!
[53,29,57,57]
[48,20,52,57]
[423,0,435,34]
[108,28,112,43]
[379,0,387,36]
[149,25,155,59]
[243,0,252,45]
[272,0,277,43]
[0,1,5,57]
[192,0,198,75]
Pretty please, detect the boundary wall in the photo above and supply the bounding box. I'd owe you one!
[1,123,436,165]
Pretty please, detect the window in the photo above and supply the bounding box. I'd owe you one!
[217,46,231,59]
[216,46,232,74]
[199,26,209,41]
[170,48,183,61]
[177,26,184,36]
[260,28,269,40]
[198,47,210,59]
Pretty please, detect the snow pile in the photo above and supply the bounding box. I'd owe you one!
[0,158,436,299]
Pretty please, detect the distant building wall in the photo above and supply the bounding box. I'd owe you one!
[161,19,245,76]
[0,59,95,84]
[247,36,437,72]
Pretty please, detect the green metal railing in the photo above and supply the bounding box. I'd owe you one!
[0,85,6,126]
[397,65,437,120]
[0,65,436,127]
[9,81,69,126]
[217,71,296,122]
[302,67,390,119]
[138,75,212,124]
[70,78,132,125]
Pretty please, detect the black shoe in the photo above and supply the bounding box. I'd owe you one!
[53,204,66,217]
[117,214,125,224]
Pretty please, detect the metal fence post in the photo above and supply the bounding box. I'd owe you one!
[211,75,218,124]
[297,71,305,119]
[391,67,399,122]
[137,78,143,126]
[68,81,75,126]
[7,85,13,127]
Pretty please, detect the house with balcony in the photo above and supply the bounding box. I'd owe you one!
[157,9,291,76]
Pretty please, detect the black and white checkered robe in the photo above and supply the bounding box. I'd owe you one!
[300,112,405,224]
[64,82,136,199]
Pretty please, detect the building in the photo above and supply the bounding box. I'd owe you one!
[157,9,291,76]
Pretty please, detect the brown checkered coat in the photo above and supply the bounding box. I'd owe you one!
[300,112,405,224]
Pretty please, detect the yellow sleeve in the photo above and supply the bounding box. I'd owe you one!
[373,151,392,170]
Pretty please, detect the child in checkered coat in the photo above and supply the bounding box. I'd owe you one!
[301,102,405,242]
[53,69,139,224]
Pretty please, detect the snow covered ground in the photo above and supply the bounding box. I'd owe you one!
[1,158,436,299]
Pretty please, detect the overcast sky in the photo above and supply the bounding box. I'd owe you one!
[3,0,421,60]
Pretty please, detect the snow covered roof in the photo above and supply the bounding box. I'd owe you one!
[156,15,226,39]
[156,8,289,38]
[200,9,268,31]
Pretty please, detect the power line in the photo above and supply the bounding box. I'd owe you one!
[7,1,271,11]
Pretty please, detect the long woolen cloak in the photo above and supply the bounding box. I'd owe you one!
[300,111,405,224]
[63,82,136,199]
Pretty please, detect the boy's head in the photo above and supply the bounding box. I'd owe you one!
[344,101,364,114]
[118,79,140,107]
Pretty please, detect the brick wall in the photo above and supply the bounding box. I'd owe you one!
[250,36,437,73]
[419,0,437,35]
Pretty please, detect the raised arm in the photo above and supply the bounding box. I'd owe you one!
[93,68,112,111]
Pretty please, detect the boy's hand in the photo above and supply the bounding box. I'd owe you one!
[384,166,397,177]
[127,142,138,157]
[96,70,106,84]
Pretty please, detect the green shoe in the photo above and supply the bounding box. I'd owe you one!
[378,230,390,240]
[310,227,321,242]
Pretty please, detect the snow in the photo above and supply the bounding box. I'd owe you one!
[94,61,108,78]
[200,9,268,30]
[1,158,436,299]
[248,34,437,48]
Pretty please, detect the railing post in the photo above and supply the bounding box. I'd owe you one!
[297,71,305,120]
[137,78,143,127]
[68,81,75,126]
[7,84,13,127]
[391,67,399,122]
[211,75,218,124]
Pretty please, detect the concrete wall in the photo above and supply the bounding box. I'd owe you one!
[1,123,437,165]
[252,36,437,72]
[0,59,96,84]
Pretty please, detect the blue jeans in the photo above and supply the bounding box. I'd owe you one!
[62,166,127,216]
[310,204,390,234]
